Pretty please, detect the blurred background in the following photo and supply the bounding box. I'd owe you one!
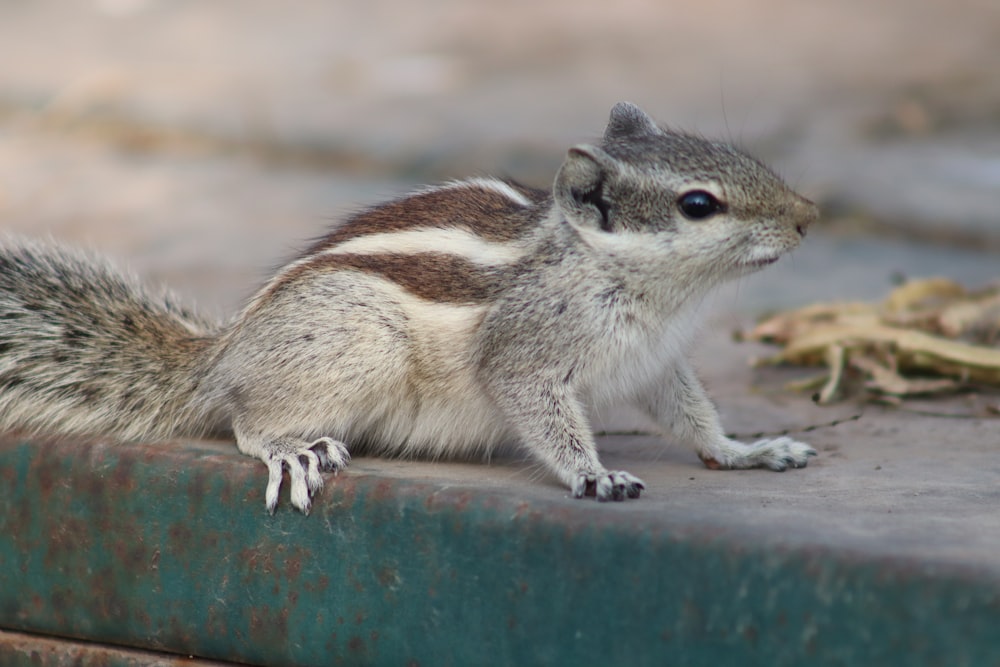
[1,0,999,315]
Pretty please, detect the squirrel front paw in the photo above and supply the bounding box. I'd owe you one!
[572,470,645,501]
[748,436,816,471]
[699,436,816,472]
[263,437,351,515]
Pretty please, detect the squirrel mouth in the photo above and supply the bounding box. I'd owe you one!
[746,256,779,268]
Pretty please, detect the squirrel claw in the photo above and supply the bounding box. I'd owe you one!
[311,437,352,473]
[572,470,645,501]
[262,437,352,515]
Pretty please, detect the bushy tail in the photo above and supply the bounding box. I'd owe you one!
[0,237,223,442]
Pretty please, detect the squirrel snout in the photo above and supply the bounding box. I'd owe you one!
[792,196,819,238]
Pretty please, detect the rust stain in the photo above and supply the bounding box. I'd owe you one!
[375,565,400,589]
[248,604,290,641]
[451,491,473,512]
[369,479,396,501]
[512,501,533,519]
[44,516,93,569]
[34,445,57,499]
[182,466,212,512]
[326,474,359,508]
[118,539,151,574]
[90,566,129,624]
[346,568,364,593]
[110,454,136,493]
[284,553,303,581]
[205,604,229,639]
[134,608,152,630]
[168,522,194,550]
[303,573,331,594]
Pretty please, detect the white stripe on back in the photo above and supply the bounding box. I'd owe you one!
[423,177,533,208]
[322,227,525,265]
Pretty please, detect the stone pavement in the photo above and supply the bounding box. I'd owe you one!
[1,0,1000,654]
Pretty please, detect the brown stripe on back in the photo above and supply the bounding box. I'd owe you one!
[305,181,549,256]
[267,252,502,306]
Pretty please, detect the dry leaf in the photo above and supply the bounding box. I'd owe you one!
[743,277,1000,404]
[748,302,877,345]
[849,355,957,397]
[937,294,1000,342]
[816,344,846,404]
[881,277,965,314]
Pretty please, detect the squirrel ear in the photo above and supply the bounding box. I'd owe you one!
[554,144,618,232]
[604,102,661,141]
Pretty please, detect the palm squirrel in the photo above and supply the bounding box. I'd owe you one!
[0,102,817,514]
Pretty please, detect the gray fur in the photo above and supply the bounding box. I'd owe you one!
[0,103,819,514]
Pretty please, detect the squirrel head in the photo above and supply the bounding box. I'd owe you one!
[553,102,818,279]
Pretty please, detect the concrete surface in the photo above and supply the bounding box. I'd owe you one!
[0,629,230,667]
[1,0,1000,660]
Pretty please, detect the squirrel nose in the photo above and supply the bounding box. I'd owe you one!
[792,197,819,238]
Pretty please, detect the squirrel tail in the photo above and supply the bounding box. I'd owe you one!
[0,237,223,442]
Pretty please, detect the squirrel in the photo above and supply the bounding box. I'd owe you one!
[0,102,818,515]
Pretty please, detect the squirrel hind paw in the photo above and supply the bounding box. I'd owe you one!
[262,436,352,515]
[572,470,645,501]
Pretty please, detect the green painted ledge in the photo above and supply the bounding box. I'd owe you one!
[1,436,998,666]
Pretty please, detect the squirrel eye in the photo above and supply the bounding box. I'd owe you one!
[678,190,724,220]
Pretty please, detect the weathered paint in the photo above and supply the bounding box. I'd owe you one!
[1,435,999,666]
